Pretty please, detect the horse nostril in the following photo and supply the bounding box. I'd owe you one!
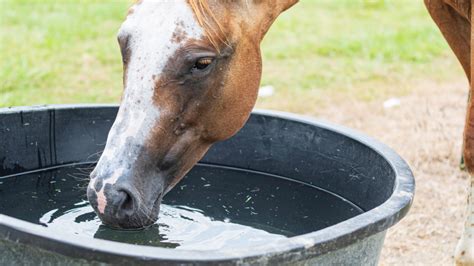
[117,190,135,216]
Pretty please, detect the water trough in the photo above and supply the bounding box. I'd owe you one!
[0,105,414,265]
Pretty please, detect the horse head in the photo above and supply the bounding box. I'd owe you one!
[87,0,297,229]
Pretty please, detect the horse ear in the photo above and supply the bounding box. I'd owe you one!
[251,0,299,40]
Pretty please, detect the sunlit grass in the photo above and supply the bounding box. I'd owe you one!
[258,0,463,113]
[0,0,463,112]
[0,0,128,106]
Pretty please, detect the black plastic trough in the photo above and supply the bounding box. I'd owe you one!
[0,105,414,265]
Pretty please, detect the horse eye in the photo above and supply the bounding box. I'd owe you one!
[193,58,213,70]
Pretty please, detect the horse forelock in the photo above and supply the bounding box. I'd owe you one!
[128,0,230,52]
[188,0,231,52]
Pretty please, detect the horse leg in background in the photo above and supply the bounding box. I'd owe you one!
[460,77,474,265]
[425,1,471,172]
[457,3,474,263]
[425,0,473,265]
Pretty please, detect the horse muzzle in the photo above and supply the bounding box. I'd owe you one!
[87,168,164,229]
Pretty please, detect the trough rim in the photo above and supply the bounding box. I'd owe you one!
[0,104,415,264]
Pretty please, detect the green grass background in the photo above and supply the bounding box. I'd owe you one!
[0,0,462,112]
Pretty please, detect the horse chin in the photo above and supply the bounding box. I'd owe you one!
[132,194,163,230]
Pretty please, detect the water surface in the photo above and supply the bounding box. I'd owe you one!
[0,164,363,250]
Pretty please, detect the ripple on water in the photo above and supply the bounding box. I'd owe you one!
[39,202,287,250]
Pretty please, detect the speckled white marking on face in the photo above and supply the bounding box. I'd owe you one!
[96,169,125,214]
[89,0,204,205]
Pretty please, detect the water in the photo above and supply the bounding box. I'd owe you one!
[0,163,363,250]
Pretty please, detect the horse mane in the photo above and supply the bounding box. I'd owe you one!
[188,0,230,52]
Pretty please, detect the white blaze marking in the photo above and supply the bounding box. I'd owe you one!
[89,168,126,214]
[96,169,125,214]
[88,0,204,213]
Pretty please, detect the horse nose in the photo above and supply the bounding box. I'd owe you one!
[114,189,136,218]
[87,179,141,228]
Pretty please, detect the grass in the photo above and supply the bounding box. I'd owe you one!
[1,0,127,105]
[0,0,464,113]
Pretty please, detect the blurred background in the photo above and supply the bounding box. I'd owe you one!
[0,0,469,265]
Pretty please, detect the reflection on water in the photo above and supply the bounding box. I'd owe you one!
[38,200,286,250]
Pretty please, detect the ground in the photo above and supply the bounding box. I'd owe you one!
[315,78,469,265]
[0,0,470,265]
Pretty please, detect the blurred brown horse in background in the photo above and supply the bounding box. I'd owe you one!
[425,0,473,265]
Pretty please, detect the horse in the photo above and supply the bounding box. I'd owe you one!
[425,1,473,265]
[86,0,298,229]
